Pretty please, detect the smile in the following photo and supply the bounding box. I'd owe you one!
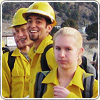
[30,30,38,32]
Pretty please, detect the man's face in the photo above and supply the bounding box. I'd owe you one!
[12,24,33,49]
[27,14,52,42]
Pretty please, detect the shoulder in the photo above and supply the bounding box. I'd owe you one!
[2,52,9,60]
[93,79,98,89]
[93,79,98,98]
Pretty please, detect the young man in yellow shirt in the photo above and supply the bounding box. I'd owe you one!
[2,8,33,98]
[23,2,57,97]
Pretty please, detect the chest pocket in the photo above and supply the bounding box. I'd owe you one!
[11,57,30,77]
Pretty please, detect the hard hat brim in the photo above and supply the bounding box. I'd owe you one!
[8,23,27,29]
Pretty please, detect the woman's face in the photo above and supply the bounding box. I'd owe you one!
[54,35,81,70]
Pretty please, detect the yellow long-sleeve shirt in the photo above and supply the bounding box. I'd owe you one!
[28,35,57,98]
[2,48,30,98]
[34,66,98,98]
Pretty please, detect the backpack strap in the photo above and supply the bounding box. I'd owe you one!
[35,71,50,98]
[80,56,97,79]
[80,56,87,71]
[8,51,16,72]
[41,44,53,71]
[2,47,10,54]
[82,73,94,98]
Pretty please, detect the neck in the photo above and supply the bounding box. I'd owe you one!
[34,34,49,50]
[57,66,76,87]
[20,46,30,53]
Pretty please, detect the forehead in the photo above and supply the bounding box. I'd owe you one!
[27,13,46,20]
[13,24,27,30]
[55,35,76,46]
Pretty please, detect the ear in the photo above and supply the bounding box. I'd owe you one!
[47,24,53,33]
[78,47,84,56]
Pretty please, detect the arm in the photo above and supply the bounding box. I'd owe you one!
[2,53,11,98]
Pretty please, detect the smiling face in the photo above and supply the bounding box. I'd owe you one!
[54,34,83,70]
[12,24,33,49]
[26,14,53,42]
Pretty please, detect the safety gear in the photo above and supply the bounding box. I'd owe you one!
[2,48,30,98]
[23,2,57,26]
[9,8,27,28]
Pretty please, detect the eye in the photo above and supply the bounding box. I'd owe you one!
[13,32,16,36]
[36,20,41,24]
[27,19,32,23]
[65,48,71,51]
[55,47,61,51]
[21,29,27,32]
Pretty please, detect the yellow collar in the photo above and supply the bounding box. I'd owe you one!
[42,66,85,90]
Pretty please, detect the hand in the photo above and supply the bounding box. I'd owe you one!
[53,85,70,98]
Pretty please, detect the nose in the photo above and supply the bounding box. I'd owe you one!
[17,30,24,37]
[28,21,36,28]
[59,50,65,58]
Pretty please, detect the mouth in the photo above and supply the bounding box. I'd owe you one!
[58,60,67,64]
[31,30,38,32]
[29,30,38,34]
[16,38,27,44]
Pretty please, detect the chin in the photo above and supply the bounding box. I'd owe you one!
[59,64,68,69]
[17,45,26,50]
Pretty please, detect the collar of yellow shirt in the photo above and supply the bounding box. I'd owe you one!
[42,66,85,90]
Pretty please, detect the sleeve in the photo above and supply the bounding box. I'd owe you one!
[2,53,11,98]
[66,92,80,98]
[46,47,57,70]
[92,79,98,98]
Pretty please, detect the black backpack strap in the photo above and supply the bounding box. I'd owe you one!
[35,71,50,98]
[80,56,87,71]
[2,47,10,54]
[41,44,53,71]
[82,73,94,98]
[8,51,16,72]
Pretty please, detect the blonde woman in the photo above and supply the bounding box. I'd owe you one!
[34,27,98,98]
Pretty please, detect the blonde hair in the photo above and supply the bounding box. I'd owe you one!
[53,27,83,65]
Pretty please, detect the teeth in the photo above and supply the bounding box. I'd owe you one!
[31,31,37,32]
[20,38,25,41]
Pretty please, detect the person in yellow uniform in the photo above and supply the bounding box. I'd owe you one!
[2,8,33,98]
[34,27,98,98]
[23,2,57,98]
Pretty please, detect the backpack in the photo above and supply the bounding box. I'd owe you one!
[35,71,94,98]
